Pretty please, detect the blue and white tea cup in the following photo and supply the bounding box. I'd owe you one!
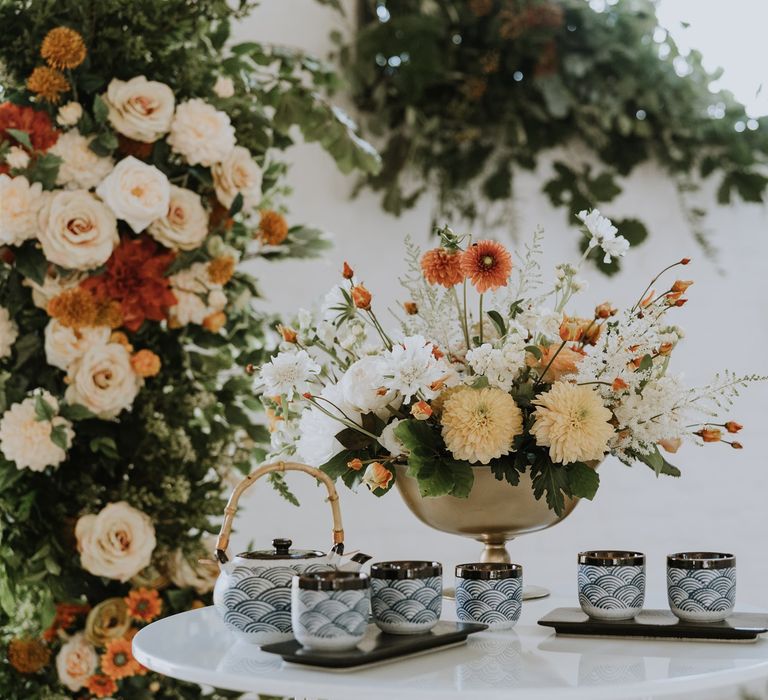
[667,552,736,622]
[370,561,442,635]
[577,551,646,620]
[455,563,523,630]
[291,571,370,651]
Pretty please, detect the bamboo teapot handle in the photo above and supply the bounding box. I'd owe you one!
[214,461,344,565]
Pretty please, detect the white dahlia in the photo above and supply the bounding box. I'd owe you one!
[0,306,18,359]
[167,99,235,167]
[50,130,114,190]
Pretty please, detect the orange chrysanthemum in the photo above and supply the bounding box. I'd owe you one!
[208,255,235,285]
[460,240,513,293]
[124,588,162,622]
[47,288,98,328]
[7,638,50,674]
[86,673,118,698]
[258,210,289,245]
[421,248,465,288]
[41,27,87,70]
[0,102,59,151]
[26,66,70,104]
[100,638,140,680]
[130,349,161,378]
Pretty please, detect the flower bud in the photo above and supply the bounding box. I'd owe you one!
[411,401,433,420]
[595,302,617,319]
[612,377,628,391]
[695,428,722,443]
[347,458,364,471]
[671,279,694,293]
[342,261,354,279]
[730,441,743,449]
[278,324,298,343]
[725,421,743,434]
[362,462,393,492]
[403,301,418,315]
[659,437,682,454]
[351,284,371,310]
[680,257,691,265]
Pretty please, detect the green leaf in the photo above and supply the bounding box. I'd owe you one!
[567,462,600,500]
[525,345,542,361]
[394,419,442,454]
[228,191,244,217]
[34,394,55,422]
[90,130,118,156]
[530,460,570,515]
[60,403,97,421]
[92,94,109,124]
[489,455,523,486]
[449,461,474,498]
[638,446,681,478]
[13,243,47,284]
[89,436,118,459]
[334,427,374,450]
[320,450,357,479]
[5,128,31,149]
[49,425,70,451]
[487,310,506,338]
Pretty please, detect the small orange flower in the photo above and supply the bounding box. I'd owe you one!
[658,342,674,355]
[41,27,87,69]
[342,261,354,279]
[420,248,465,288]
[47,288,99,329]
[124,588,162,622]
[671,280,694,293]
[277,324,298,343]
[411,401,433,420]
[403,301,418,315]
[7,638,50,674]
[559,316,600,344]
[361,462,393,492]
[659,437,682,454]
[351,284,372,310]
[109,331,133,351]
[730,441,743,449]
[258,210,289,245]
[100,638,140,680]
[203,311,227,333]
[208,256,236,285]
[639,290,655,308]
[461,240,512,293]
[695,428,722,443]
[680,257,691,265]
[595,302,617,319]
[725,421,743,434]
[131,349,161,378]
[612,377,628,392]
[26,66,70,103]
[86,673,117,698]
[347,458,364,471]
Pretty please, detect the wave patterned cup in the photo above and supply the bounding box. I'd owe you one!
[577,551,645,620]
[455,563,522,630]
[667,552,736,623]
[291,571,370,651]
[370,561,442,635]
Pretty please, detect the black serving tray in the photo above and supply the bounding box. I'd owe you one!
[260,621,487,669]
[538,607,768,642]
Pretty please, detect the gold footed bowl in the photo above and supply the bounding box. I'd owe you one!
[395,464,586,599]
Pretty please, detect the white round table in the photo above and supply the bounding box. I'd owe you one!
[133,595,768,699]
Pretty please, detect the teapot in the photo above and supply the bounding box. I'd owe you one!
[212,461,371,645]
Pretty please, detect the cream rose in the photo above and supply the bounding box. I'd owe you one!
[211,145,262,210]
[57,101,83,127]
[166,545,217,595]
[75,501,156,582]
[55,633,98,692]
[44,319,111,371]
[50,130,114,190]
[103,76,175,143]
[65,342,143,419]
[0,306,17,360]
[0,174,43,246]
[96,156,171,233]
[147,185,209,250]
[38,190,118,270]
[167,98,235,167]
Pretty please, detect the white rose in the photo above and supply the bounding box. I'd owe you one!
[0,174,43,246]
[166,544,217,595]
[6,146,30,170]
[38,190,118,270]
[103,76,175,143]
[167,99,235,167]
[55,633,98,692]
[56,101,83,127]
[378,418,409,458]
[75,501,156,582]
[44,319,111,371]
[0,391,74,472]
[25,268,85,309]
[340,356,395,413]
[65,342,142,419]
[213,75,235,98]
[147,185,209,250]
[50,130,114,190]
[96,155,170,233]
[0,306,17,359]
[211,145,262,210]
[168,262,226,326]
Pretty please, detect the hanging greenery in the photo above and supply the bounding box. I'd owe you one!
[339,0,768,273]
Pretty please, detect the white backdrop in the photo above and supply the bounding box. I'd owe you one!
[230,1,768,606]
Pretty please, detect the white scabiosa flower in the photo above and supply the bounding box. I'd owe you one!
[0,306,18,359]
[577,209,629,264]
[381,334,448,401]
[259,349,320,399]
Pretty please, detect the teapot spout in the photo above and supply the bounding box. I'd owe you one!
[338,552,373,572]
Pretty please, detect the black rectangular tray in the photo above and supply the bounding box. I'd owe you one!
[539,607,768,642]
[261,621,487,669]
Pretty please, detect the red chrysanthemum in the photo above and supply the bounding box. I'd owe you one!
[0,102,59,151]
[81,236,177,332]
[460,240,513,293]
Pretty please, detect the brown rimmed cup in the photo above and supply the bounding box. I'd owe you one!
[667,552,736,622]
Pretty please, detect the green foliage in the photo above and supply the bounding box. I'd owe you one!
[341,0,768,272]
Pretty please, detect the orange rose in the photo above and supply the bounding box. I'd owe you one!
[351,284,372,310]
[411,401,433,420]
[130,349,161,378]
[361,462,393,492]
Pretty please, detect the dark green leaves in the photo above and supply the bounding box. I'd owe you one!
[5,128,32,149]
[530,459,600,515]
[92,94,109,124]
[34,394,56,422]
[12,243,47,285]
[638,446,682,478]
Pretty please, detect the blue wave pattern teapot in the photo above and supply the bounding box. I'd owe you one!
[212,461,370,645]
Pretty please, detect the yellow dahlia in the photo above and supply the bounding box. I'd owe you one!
[441,386,523,464]
[41,27,87,70]
[530,382,614,464]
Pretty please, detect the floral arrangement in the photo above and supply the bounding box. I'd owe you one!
[340,0,768,273]
[258,212,763,514]
[0,3,378,697]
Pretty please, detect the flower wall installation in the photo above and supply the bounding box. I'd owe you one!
[256,217,764,515]
[0,1,379,697]
[339,0,768,273]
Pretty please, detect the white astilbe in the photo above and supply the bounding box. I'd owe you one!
[681,370,768,419]
[465,335,528,392]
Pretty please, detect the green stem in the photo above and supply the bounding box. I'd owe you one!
[307,397,380,441]
[452,286,471,351]
[478,294,484,345]
[463,279,471,348]
[534,340,567,388]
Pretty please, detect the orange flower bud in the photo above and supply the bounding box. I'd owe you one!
[245,363,255,375]
[203,311,226,333]
[362,461,393,492]
[376,386,388,396]
[696,428,722,443]
[671,280,694,293]
[431,345,444,360]
[342,261,354,279]
[725,421,743,434]
[640,290,655,308]
[403,301,418,315]
[658,342,674,355]
[612,377,628,391]
[411,401,433,420]
[302,392,313,399]
[278,324,297,343]
[595,302,617,319]
[347,458,364,471]
[673,298,687,307]
[680,257,691,265]
[560,316,600,344]
[131,349,161,378]
[351,284,371,310]
[659,437,682,454]
[730,441,743,449]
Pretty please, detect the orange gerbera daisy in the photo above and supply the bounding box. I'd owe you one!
[124,588,162,622]
[100,638,140,680]
[460,240,513,293]
[421,248,465,287]
[86,673,117,698]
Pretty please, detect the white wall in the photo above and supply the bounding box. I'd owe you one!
[230,1,768,606]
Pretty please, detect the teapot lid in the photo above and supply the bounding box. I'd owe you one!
[236,538,325,560]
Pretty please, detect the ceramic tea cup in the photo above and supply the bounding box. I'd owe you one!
[577,551,646,620]
[667,552,736,622]
[291,571,370,651]
[370,561,442,634]
[455,562,523,630]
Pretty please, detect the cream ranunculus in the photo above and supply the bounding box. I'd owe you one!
[96,156,171,233]
[211,145,262,210]
[65,342,143,419]
[37,190,118,270]
[50,130,114,190]
[103,76,175,143]
[44,319,111,371]
[167,98,235,167]
[56,101,83,127]
[147,185,209,250]
[55,632,98,692]
[0,306,18,360]
[75,501,156,582]
[0,174,43,246]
